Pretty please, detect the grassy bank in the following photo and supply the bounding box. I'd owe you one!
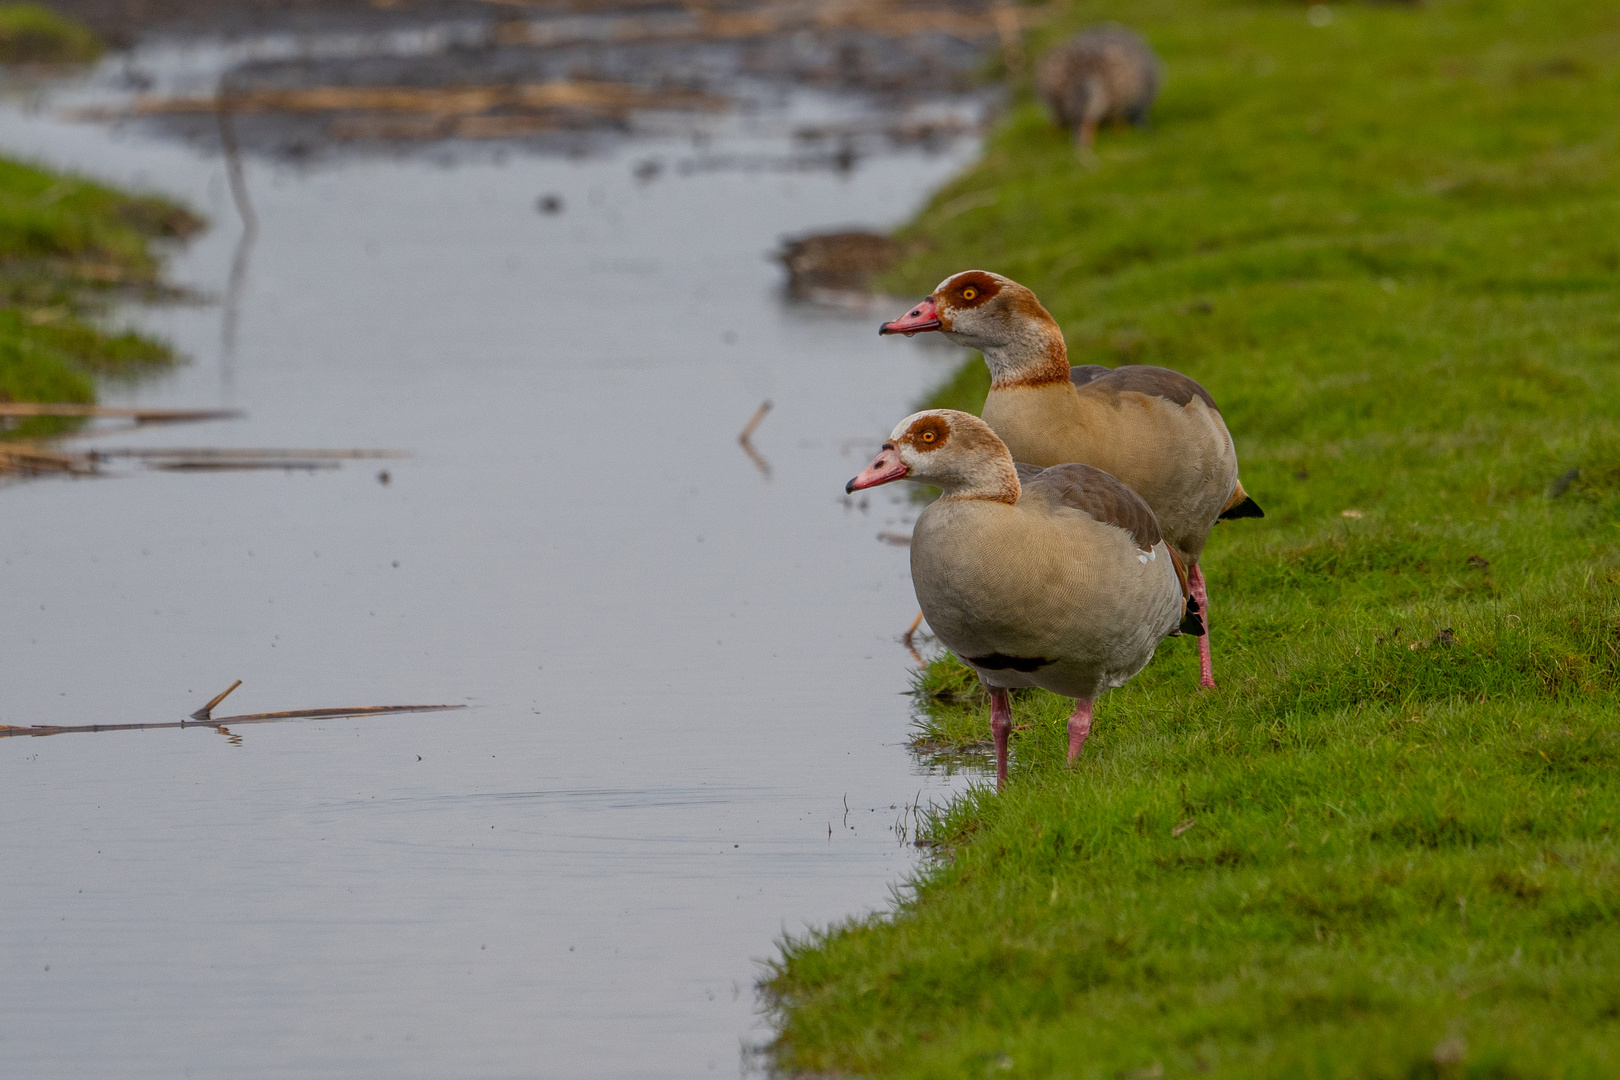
[0,3,102,63]
[0,4,198,444]
[0,151,200,440]
[766,1,1620,1076]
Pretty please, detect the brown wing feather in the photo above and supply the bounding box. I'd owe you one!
[1069,364,1112,388]
[1019,462,1161,551]
[1073,364,1219,412]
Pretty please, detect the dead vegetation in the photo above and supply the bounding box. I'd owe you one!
[492,0,1041,50]
[0,404,404,476]
[0,443,404,476]
[70,79,731,140]
[57,0,1013,157]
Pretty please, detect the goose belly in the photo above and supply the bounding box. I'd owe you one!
[910,511,1182,699]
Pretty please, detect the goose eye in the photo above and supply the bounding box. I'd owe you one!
[920,431,936,443]
[961,287,978,300]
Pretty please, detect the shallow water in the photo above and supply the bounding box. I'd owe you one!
[0,48,980,1079]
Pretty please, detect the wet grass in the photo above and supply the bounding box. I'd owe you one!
[765,0,1620,1074]
[0,150,201,439]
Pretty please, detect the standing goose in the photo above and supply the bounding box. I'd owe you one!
[1037,24,1162,151]
[879,270,1261,690]
[847,409,1201,788]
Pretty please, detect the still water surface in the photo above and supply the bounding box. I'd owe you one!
[0,54,978,1079]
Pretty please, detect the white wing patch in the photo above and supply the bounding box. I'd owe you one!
[1137,548,1157,564]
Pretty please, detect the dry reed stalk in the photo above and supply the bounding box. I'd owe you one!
[0,443,93,474]
[0,404,242,421]
[115,81,728,120]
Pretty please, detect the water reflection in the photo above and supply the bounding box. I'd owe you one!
[216,77,258,387]
[735,399,773,478]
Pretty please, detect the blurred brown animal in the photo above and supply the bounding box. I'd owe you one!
[1037,24,1161,150]
[777,231,900,296]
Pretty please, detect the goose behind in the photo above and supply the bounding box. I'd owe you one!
[1037,24,1161,150]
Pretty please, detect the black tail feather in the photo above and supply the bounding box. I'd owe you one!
[1219,495,1265,521]
[1177,592,1205,637]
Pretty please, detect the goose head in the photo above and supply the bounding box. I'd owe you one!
[880,271,1068,386]
[846,409,1020,503]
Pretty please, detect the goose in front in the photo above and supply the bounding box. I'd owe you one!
[879,270,1261,690]
[847,409,1201,789]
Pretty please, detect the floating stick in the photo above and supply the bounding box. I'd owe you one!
[2,704,464,739]
[738,399,772,443]
[738,399,773,478]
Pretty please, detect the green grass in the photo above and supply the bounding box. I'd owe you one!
[0,151,200,440]
[0,3,103,64]
[764,0,1620,1075]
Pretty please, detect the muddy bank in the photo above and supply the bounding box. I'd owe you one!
[50,0,1011,161]
[44,0,499,42]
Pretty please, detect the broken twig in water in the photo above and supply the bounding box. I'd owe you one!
[150,458,339,472]
[2,444,405,477]
[0,443,95,475]
[88,448,405,460]
[738,399,772,442]
[738,399,772,478]
[2,679,465,739]
[103,447,404,471]
[191,679,243,721]
[0,705,464,739]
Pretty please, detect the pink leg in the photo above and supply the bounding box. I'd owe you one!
[989,688,1012,790]
[1188,563,1216,689]
[1067,699,1093,763]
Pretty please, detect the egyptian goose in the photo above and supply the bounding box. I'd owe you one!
[1037,24,1161,150]
[879,270,1261,689]
[847,409,1202,788]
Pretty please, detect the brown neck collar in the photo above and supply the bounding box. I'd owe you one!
[983,316,1071,390]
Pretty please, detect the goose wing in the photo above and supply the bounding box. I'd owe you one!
[1071,363,1218,412]
[1018,461,1162,553]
